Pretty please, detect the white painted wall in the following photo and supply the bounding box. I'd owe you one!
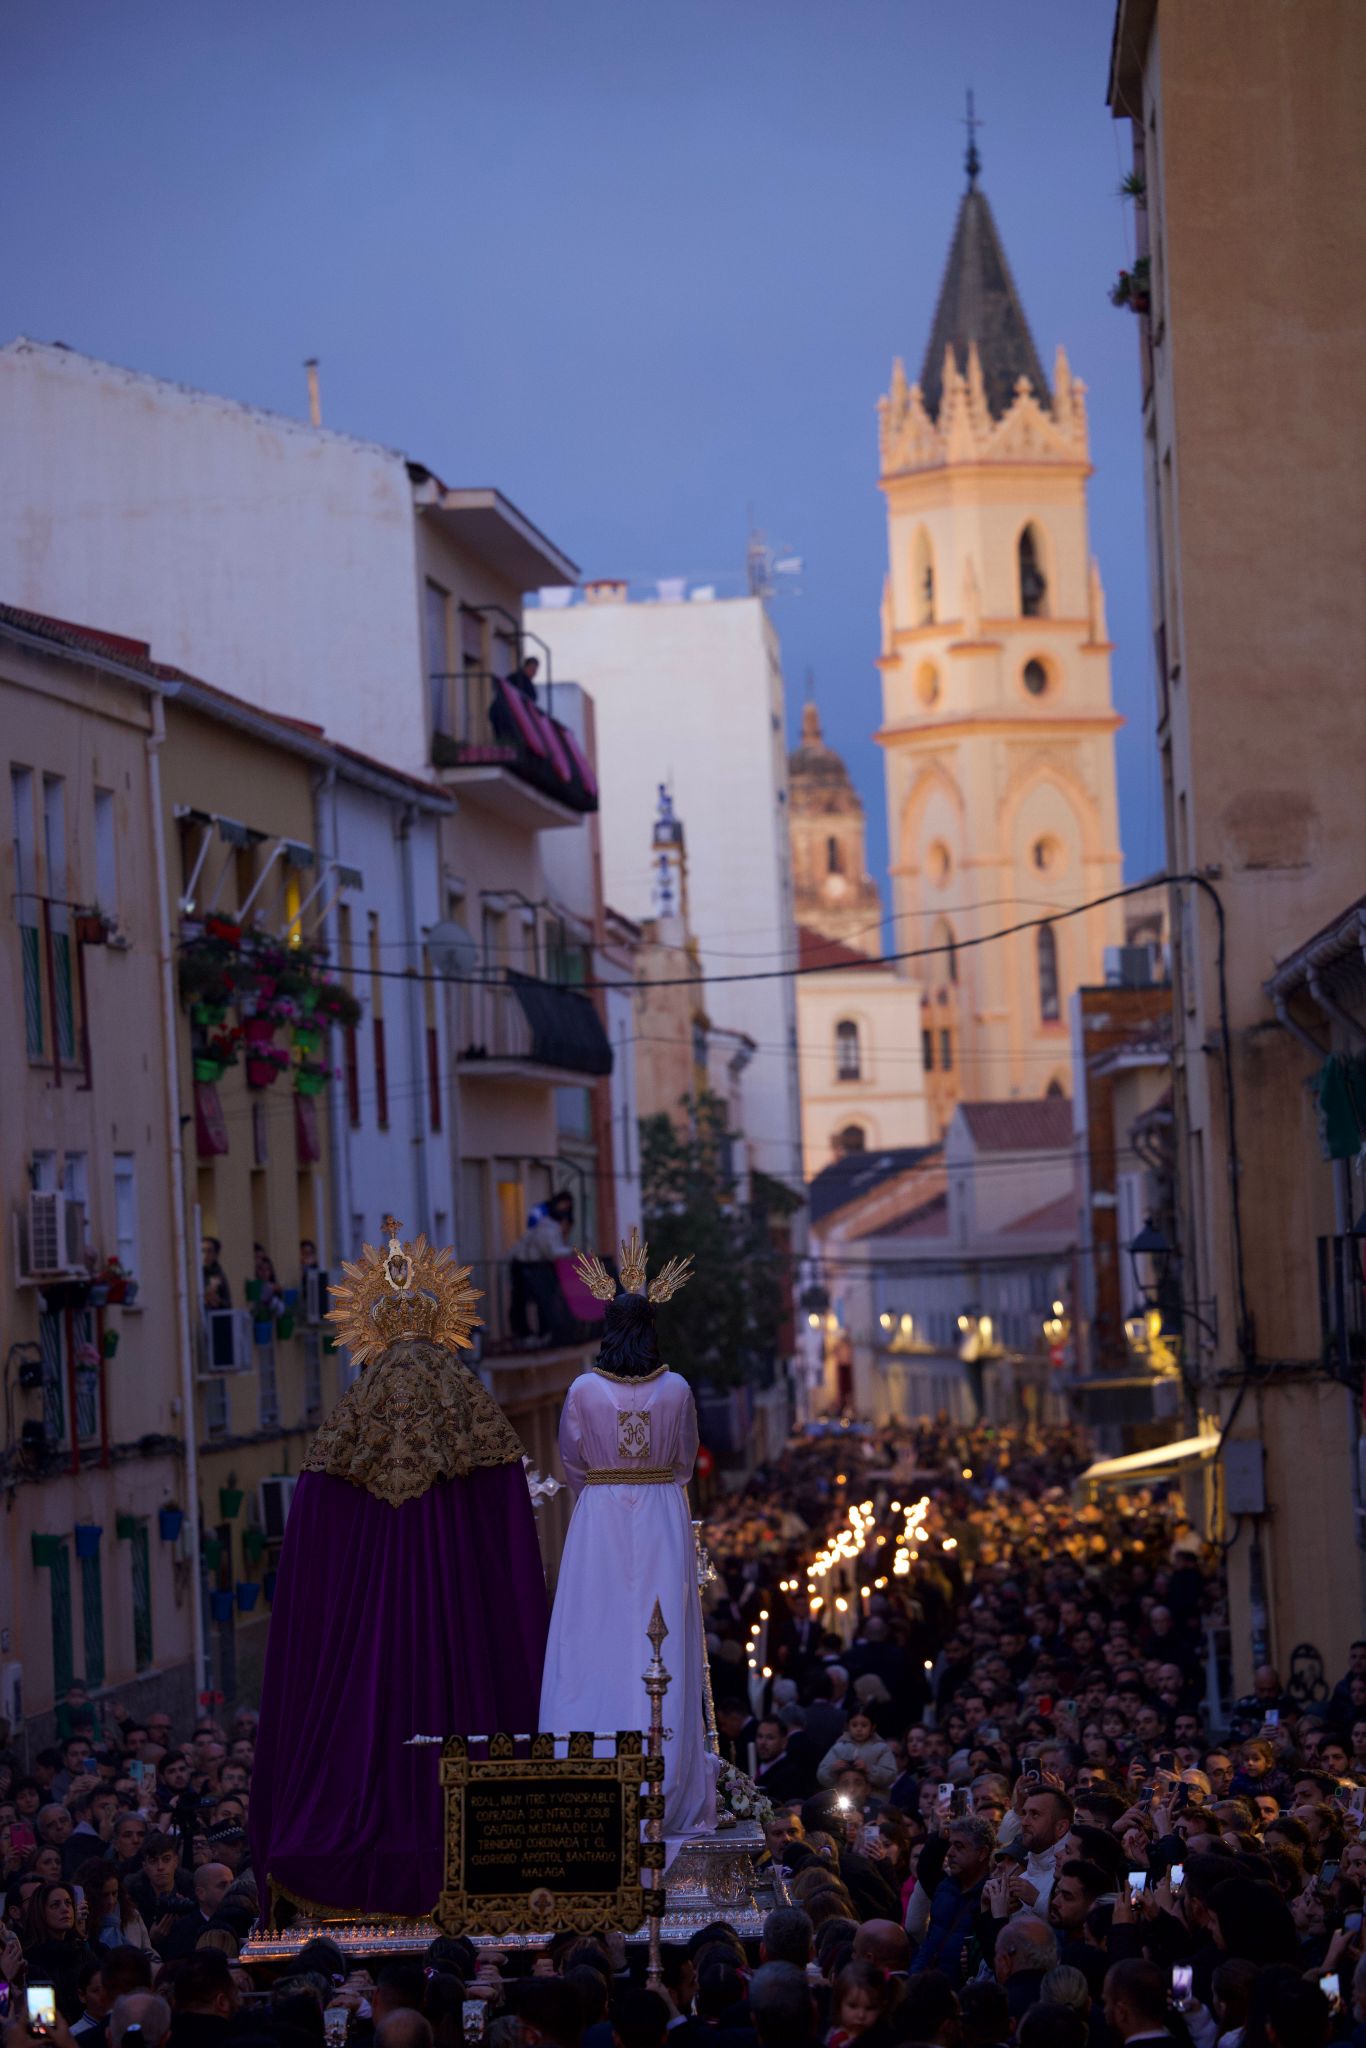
[529,593,803,1195]
[796,966,932,1178]
[328,780,453,1261]
[0,341,428,778]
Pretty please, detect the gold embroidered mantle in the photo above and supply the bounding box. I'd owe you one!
[302,1337,526,1507]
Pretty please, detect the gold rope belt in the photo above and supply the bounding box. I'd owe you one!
[582,1466,676,1486]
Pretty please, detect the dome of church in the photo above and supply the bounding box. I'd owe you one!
[789,700,865,815]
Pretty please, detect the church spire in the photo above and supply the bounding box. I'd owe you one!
[918,110,1050,424]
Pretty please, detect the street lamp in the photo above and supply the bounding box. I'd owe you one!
[1127,1218,1218,1344]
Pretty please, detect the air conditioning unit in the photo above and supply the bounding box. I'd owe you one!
[1104,943,1166,989]
[199,1308,254,1377]
[25,1191,85,1277]
[258,1476,297,1543]
[302,1268,330,1326]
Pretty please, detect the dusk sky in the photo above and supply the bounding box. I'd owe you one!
[3,0,1162,913]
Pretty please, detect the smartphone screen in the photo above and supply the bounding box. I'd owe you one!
[938,1781,954,1803]
[1170,1863,1186,1889]
[1128,1870,1148,1896]
[27,1986,57,2029]
[1319,1860,1340,1891]
[1172,1965,1193,2002]
[1139,1786,1154,1811]
[1321,1974,1341,2011]
[323,2013,348,2047]
[1264,1709,1280,1729]
[1022,1757,1041,1782]
[461,2006,487,2044]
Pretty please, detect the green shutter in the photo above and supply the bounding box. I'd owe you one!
[22,925,43,1057]
[52,931,75,1061]
[81,1551,105,1688]
[50,1545,73,1697]
[131,1526,153,1671]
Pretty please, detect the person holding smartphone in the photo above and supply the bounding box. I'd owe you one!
[17,1884,95,2022]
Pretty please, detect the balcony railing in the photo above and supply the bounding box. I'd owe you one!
[464,1256,604,1359]
[1318,1234,1366,1379]
[429,670,598,817]
[457,968,612,1080]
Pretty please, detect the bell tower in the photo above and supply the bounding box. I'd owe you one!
[876,136,1124,1118]
[788,686,882,955]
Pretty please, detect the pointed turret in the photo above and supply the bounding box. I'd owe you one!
[918,145,1051,423]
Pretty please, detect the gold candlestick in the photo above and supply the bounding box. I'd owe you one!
[642,1598,670,1993]
[693,1517,720,1757]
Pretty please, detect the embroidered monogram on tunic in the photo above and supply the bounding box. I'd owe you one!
[617,1409,651,1461]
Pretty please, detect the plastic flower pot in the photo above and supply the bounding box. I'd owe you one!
[253,1319,274,1345]
[294,1071,327,1097]
[193,1057,225,1085]
[105,1274,127,1304]
[219,1487,245,1519]
[123,1278,139,1307]
[88,1282,110,1307]
[102,1330,120,1359]
[293,1025,323,1055]
[243,1017,277,1045]
[116,1512,139,1540]
[244,1278,260,1303]
[192,1004,228,1030]
[75,912,107,946]
[246,1058,280,1088]
[158,1507,184,1542]
[235,1581,261,1612]
[201,1536,223,1567]
[31,1533,63,1567]
[243,1527,267,1563]
[298,987,320,1015]
[275,1314,295,1341]
[209,1589,235,1624]
[74,1523,102,1559]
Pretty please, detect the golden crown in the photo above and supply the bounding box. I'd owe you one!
[326,1216,482,1370]
[574,1227,693,1307]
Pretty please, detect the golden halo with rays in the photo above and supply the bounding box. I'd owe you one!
[325,1220,482,1371]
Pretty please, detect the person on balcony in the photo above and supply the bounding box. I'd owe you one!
[510,1190,576,1344]
[490,653,541,746]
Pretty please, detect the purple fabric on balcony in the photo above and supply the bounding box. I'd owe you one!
[560,726,599,799]
[249,1463,548,1919]
[495,676,548,757]
[537,711,573,782]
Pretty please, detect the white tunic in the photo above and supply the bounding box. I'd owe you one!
[538,1366,717,1842]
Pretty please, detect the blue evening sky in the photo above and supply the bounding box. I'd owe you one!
[2,0,1162,918]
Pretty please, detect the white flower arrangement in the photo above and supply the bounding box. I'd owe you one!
[715,1758,774,1830]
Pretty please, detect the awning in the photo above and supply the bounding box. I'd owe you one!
[1078,1431,1220,1488]
[507,969,612,1077]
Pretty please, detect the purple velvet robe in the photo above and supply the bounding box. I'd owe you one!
[249,1462,548,1919]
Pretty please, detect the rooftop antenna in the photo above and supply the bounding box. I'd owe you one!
[304,357,322,428]
[963,89,983,189]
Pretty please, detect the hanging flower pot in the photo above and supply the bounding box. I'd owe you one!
[31,1533,63,1567]
[192,1003,229,1031]
[298,986,320,1015]
[276,1313,295,1341]
[88,1282,111,1307]
[244,1278,261,1303]
[123,1278,139,1307]
[158,1506,184,1542]
[263,1568,278,1604]
[253,1319,274,1345]
[116,1512,139,1540]
[75,912,108,946]
[246,1057,281,1088]
[294,1069,328,1098]
[201,1535,223,1567]
[293,1024,323,1056]
[74,1523,102,1559]
[102,1329,120,1360]
[206,917,241,944]
[219,1486,245,1519]
[242,1526,267,1563]
[193,1056,225,1085]
[209,1589,235,1624]
[235,1581,261,1612]
[243,1017,277,1045]
[252,974,278,1002]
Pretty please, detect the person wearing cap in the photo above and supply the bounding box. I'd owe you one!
[201,1826,248,1877]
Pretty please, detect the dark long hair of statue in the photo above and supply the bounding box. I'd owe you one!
[595,1291,661,1377]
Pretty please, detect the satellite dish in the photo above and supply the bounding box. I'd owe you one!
[426,920,478,979]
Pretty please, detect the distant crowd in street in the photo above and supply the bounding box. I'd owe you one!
[3,1418,1364,2048]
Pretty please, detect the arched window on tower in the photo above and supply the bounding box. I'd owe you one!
[835,1018,862,1081]
[1019,523,1049,618]
[1037,923,1060,1022]
[931,917,958,985]
[912,529,935,626]
[826,835,843,876]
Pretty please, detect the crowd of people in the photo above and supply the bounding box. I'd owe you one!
[0,1420,1361,2048]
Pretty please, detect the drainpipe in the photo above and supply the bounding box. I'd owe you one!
[145,693,208,1704]
[313,767,350,1272]
[398,804,431,1238]
[1272,995,1327,1061]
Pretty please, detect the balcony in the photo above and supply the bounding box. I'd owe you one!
[430,670,597,830]
[1318,1234,1366,1380]
[457,969,612,1084]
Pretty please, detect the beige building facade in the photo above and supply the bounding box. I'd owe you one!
[1109,0,1366,1687]
[2,612,193,1735]
[877,156,1124,1122]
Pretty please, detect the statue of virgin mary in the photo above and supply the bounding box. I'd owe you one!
[249,1220,548,1921]
[538,1231,717,1845]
